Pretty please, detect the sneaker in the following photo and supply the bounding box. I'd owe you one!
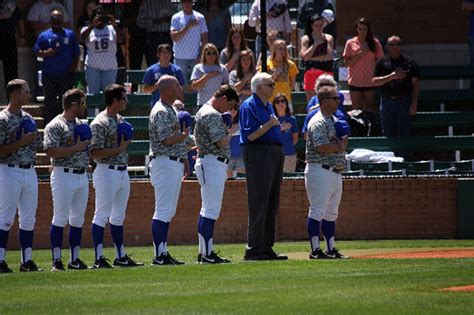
[19,260,43,272]
[68,258,88,270]
[51,259,65,271]
[198,251,231,264]
[92,256,113,269]
[152,252,184,266]
[0,260,12,273]
[325,248,350,259]
[309,248,331,260]
[113,254,144,267]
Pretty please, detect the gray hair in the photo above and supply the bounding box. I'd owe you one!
[251,72,272,93]
[314,74,337,94]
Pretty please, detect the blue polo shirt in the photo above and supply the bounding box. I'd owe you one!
[143,63,185,106]
[33,28,80,75]
[239,94,282,145]
[303,92,348,134]
[278,114,298,155]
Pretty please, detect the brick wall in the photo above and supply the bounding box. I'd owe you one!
[5,178,458,250]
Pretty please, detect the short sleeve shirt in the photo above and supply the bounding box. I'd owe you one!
[81,25,117,70]
[90,110,129,165]
[265,59,299,103]
[191,63,229,106]
[374,54,419,98]
[149,100,188,159]
[43,115,89,168]
[170,10,208,60]
[0,109,42,165]
[278,114,298,156]
[143,63,185,106]
[194,103,230,159]
[343,36,384,87]
[306,111,346,168]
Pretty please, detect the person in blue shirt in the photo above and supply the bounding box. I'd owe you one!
[302,74,349,137]
[33,10,80,124]
[272,93,299,172]
[143,43,185,107]
[239,72,287,261]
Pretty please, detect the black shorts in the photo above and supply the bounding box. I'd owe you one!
[348,85,376,92]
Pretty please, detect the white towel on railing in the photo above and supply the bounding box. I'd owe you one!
[346,149,404,162]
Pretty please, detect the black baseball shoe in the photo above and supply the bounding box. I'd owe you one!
[51,259,66,271]
[92,256,113,269]
[325,248,350,259]
[264,250,288,261]
[68,258,88,270]
[113,254,144,267]
[152,252,184,266]
[0,260,12,273]
[309,248,331,260]
[198,251,231,264]
[19,260,43,272]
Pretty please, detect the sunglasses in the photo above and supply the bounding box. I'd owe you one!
[274,99,287,104]
[205,51,217,56]
[388,43,401,47]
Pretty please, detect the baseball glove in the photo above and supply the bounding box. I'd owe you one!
[16,117,37,140]
[221,112,233,128]
[73,124,92,143]
[335,119,351,139]
[117,121,134,145]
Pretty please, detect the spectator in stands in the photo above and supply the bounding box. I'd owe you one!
[143,44,185,107]
[170,0,208,90]
[81,6,124,96]
[220,28,249,72]
[297,0,336,39]
[136,0,175,67]
[229,49,256,103]
[198,0,231,52]
[77,0,98,30]
[227,102,244,179]
[256,29,278,67]
[248,0,292,58]
[263,39,299,112]
[27,0,70,37]
[272,94,298,172]
[372,35,419,137]
[302,74,347,137]
[191,43,229,111]
[343,17,383,134]
[462,0,474,88]
[0,1,25,88]
[300,14,334,101]
[33,10,80,125]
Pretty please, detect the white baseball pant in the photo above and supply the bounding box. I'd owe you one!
[150,156,184,223]
[50,167,89,227]
[304,163,342,222]
[194,155,228,220]
[0,164,37,231]
[92,163,130,227]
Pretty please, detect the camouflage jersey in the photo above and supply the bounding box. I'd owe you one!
[194,103,230,159]
[306,111,346,169]
[43,115,89,168]
[149,100,188,159]
[0,108,42,165]
[90,110,128,165]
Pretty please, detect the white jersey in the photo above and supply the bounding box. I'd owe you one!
[81,25,117,70]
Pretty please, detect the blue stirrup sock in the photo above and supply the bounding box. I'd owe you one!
[152,219,169,257]
[92,223,105,260]
[19,229,34,264]
[322,220,336,253]
[69,226,82,262]
[50,225,63,261]
[0,229,10,261]
[307,218,320,253]
[110,224,125,259]
[198,215,215,256]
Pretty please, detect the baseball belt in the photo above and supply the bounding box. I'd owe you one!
[197,154,229,164]
[7,164,33,169]
[321,164,343,174]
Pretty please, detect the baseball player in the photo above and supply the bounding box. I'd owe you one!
[89,84,143,268]
[149,75,189,265]
[0,79,43,273]
[43,88,90,271]
[193,85,239,264]
[305,85,349,259]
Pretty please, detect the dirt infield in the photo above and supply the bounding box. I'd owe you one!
[287,248,474,260]
[439,285,474,292]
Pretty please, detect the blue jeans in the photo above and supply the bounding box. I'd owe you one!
[85,66,117,95]
[380,95,412,137]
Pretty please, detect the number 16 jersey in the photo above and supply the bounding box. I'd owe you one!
[81,25,117,70]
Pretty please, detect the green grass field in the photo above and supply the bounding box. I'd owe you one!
[1,240,474,314]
